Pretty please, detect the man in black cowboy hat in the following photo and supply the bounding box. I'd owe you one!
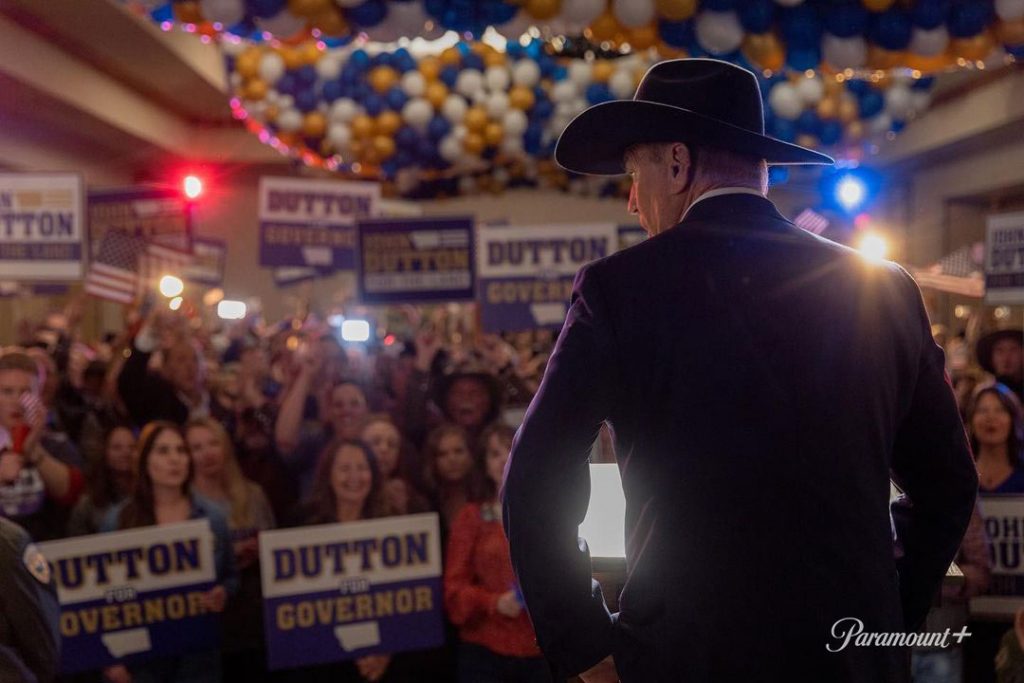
[977,328,1024,400]
[502,58,977,683]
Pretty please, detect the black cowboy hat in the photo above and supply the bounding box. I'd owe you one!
[977,329,1024,375]
[555,58,834,176]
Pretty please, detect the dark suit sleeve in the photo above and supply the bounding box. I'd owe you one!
[890,270,978,632]
[502,263,616,676]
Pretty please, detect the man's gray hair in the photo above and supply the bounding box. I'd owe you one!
[626,142,769,195]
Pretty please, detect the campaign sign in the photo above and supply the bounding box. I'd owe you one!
[985,212,1024,305]
[477,223,617,333]
[38,520,218,673]
[183,238,226,286]
[970,496,1024,618]
[260,513,443,671]
[259,177,380,270]
[357,216,475,305]
[88,187,192,257]
[0,173,84,280]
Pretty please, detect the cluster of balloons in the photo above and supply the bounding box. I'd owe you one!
[135,0,1024,71]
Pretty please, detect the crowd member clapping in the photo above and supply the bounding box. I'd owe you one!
[444,422,550,682]
[67,423,136,536]
[100,421,238,683]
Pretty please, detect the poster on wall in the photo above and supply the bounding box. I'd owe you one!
[985,211,1024,305]
[0,172,84,280]
[183,238,227,286]
[476,223,617,333]
[38,520,219,674]
[259,513,444,671]
[356,216,475,305]
[88,187,192,257]
[259,177,380,271]
[970,496,1024,618]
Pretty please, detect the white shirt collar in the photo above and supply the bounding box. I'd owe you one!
[680,187,765,222]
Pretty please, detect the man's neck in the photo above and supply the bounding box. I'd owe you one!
[676,183,764,225]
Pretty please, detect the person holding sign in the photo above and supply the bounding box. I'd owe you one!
[503,58,978,683]
[100,422,237,683]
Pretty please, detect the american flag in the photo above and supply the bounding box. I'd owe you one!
[84,230,144,303]
[910,243,985,298]
[141,241,194,283]
[793,208,829,235]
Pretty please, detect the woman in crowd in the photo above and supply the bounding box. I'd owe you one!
[67,423,136,536]
[100,421,237,683]
[444,422,550,682]
[422,423,482,534]
[185,417,276,680]
[360,413,428,515]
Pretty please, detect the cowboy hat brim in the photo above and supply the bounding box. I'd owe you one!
[555,100,834,176]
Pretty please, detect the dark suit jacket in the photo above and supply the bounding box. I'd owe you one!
[502,194,978,683]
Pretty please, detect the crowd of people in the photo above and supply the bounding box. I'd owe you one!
[0,298,558,683]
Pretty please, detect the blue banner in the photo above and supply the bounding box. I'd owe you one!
[259,177,380,270]
[259,514,444,671]
[0,173,84,281]
[39,520,219,674]
[357,216,475,305]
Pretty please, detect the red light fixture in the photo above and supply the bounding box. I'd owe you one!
[183,175,203,200]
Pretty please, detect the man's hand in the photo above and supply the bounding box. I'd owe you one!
[579,656,618,683]
[495,590,522,618]
[201,585,228,613]
[0,451,23,484]
[103,664,132,683]
[355,654,390,681]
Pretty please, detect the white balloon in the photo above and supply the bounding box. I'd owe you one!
[276,108,302,133]
[455,70,484,98]
[884,84,914,121]
[254,11,306,39]
[568,61,593,87]
[485,66,511,92]
[695,11,744,55]
[908,26,949,57]
[471,89,489,106]
[822,33,867,70]
[869,112,893,135]
[555,102,576,118]
[562,0,605,25]
[997,0,1024,21]
[612,0,655,28]
[486,92,510,119]
[315,53,343,81]
[495,10,532,41]
[768,83,803,120]
[911,90,932,113]
[503,109,528,136]
[329,98,361,123]
[277,94,295,109]
[200,0,244,25]
[501,137,525,157]
[795,76,825,105]
[609,70,636,99]
[401,71,426,98]
[774,0,804,6]
[552,80,578,104]
[512,60,541,88]
[327,123,352,151]
[441,94,469,124]
[402,98,434,133]
[220,39,246,57]
[259,52,286,85]
[242,100,266,118]
[452,124,468,142]
[439,135,462,162]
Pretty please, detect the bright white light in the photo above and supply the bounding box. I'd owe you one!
[168,296,183,311]
[158,275,184,298]
[341,319,370,342]
[183,175,203,199]
[836,175,867,212]
[858,233,888,261]
[217,300,247,320]
[579,464,626,560]
[327,313,345,328]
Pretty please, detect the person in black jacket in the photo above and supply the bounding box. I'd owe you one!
[502,58,977,683]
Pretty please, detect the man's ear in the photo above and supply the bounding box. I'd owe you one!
[668,142,691,193]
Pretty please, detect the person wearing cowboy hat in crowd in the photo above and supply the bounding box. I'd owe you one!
[977,329,1024,402]
[501,58,977,683]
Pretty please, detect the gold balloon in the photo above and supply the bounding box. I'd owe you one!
[287,0,331,17]
[244,78,269,100]
[742,32,784,72]
[302,111,327,138]
[904,52,953,73]
[236,47,262,79]
[419,56,442,81]
[425,81,448,108]
[369,66,400,94]
[951,32,995,60]
[656,42,688,59]
[299,41,322,65]
[525,0,561,21]
[592,61,614,83]
[867,45,902,70]
[656,0,697,21]
[846,120,864,142]
[265,105,279,122]
[279,47,304,70]
[627,24,659,50]
[440,47,462,67]
[173,1,204,24]
[862,0,895,10]
[998,19,1024,46]
[588,11,621,42]
[312,9,348,37]
[372,135,396,159]
[816,97,839,119]
[351,114,376,140]
[484,122,504,146]
[361,144,382,166]
[838,95,859,123]
[464,106,489,133]
[508,85,536,110]
[463,132,486,155]
[483,50,506,68]
[348,139,365,160]
[376,111,402,136]
[824,77,843,97]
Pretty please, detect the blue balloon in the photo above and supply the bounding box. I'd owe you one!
[845,79,871,95]
[858,90,884,118]
[353,82,371,101]
[737,0,773,33]
[659,19,695,49]
[386,87,408,111]
[372,53,394,68]
[396,126,419,149]
[913,76,935,90]
[296,65,317,86]
[779,5,821,48]
[440,66,459,88]
[869,9,912,50]
[150,4,174,22]
[381,160,399,179]
[586,83,613,105]
[948,1,992,38]
[394,150,414,168]
[770,118,797,142]
[345,0,387,28]
[349,50,371,71]
[393,48,415,72]
[463,53,485,71]
[524,39,543,59]
[486,2,518,25]
[703,0,736,10]
[551,65,568,81]
[247,0,286,19]
[427,115,451,140]
[363,93,385,116]
[524,125,543,154]
[322,80,344,102]
[276,72,298,95]
[531,99,553,122]
[417,138,439,165]
[786,46,821,71]
[891,119,906,133]
[796,110,821,135]
[506,43,524,59]
[294,89,319,112]
[823,3,868,38]
[819,120,843,146]
[912,0,949,29]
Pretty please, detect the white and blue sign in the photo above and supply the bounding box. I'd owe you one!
[970,496,1024,618]
[259,513,443,671]
[357,216,475,305]
[477,223,617,333]
[985,211,1024,305]
[0,173,84,280]
[259,176,380,270]
[38,520,218,674]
